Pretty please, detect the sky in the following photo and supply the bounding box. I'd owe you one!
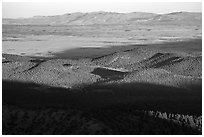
[2,2,202,18]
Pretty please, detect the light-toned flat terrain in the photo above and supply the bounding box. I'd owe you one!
[2,26,201,57]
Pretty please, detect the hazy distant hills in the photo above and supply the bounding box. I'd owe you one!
[2,11,201,25]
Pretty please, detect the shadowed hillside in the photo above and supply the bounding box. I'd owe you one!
[2,80,201,134]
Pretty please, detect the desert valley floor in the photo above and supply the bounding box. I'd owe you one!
[2,11,202,134]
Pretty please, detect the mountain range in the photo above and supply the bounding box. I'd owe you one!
[3,11,202,25]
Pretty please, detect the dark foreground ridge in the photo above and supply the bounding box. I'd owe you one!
[2,80,202,134]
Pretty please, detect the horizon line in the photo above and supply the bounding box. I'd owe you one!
[3,11,202,19]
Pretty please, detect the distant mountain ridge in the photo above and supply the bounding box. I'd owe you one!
[2,11,202,25]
